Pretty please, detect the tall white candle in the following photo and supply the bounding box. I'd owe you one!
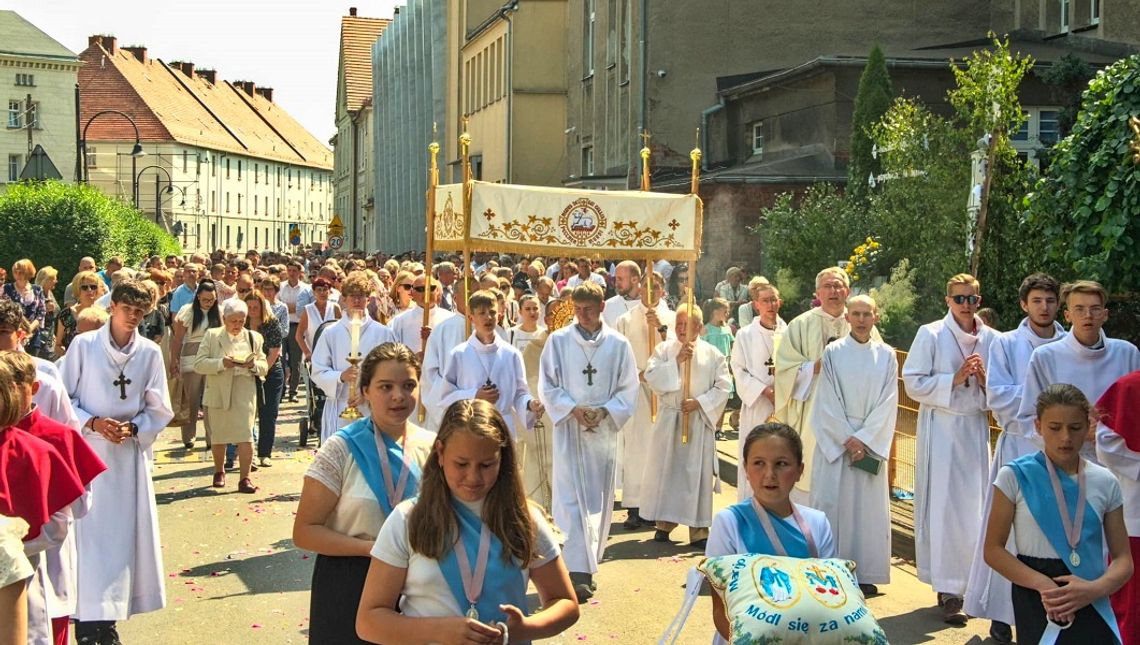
[350,316,362,355]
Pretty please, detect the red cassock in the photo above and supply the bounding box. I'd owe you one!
[0,426,85,541]
[15,408,107,491]
[1096,370,1140,644]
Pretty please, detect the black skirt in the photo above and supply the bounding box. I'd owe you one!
[1011,554,1117,644]
[309,554,375,644]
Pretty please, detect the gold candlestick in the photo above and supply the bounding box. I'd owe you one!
[339,354,365,420]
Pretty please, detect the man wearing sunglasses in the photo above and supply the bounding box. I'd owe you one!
[389,274,456,356]
[902,273,999,626]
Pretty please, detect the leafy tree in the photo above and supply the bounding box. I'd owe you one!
[1027,54,1140,295]
[848,44,894,202]
[1037,53,1094,137]
[0,181,180,296]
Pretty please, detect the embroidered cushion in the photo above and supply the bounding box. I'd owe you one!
[700,554,887,644]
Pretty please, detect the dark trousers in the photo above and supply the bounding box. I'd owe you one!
[309,554,375,644]
[74,620,118,645]
[257,361,284,458]
[1012,554,1117,644]
[286,322,302,397]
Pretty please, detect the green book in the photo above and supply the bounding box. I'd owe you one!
[851,453,882,476]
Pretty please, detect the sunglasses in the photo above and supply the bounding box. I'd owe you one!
[80,284,100,292]
[398,284,413,290]
[950,295,980,305]
[412,285,437,293]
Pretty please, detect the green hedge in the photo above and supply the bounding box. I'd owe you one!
[0,181,181,295]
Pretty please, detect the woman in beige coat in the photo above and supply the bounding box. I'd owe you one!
[194,299,268,493]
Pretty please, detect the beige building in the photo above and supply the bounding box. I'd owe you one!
[0,11,80,188]
[78,35,333,253]
[444,0,568,186]
[333,8,390,251]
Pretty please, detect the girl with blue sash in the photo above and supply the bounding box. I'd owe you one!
[705,423,836,644]
[359,399,580,645]
[983,384,1132,644]
[294,343,434,645]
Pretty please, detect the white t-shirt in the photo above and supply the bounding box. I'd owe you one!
[371,497,560,618]
[994,460,1123,559]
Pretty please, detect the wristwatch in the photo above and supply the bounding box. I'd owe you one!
[129,422,139,437]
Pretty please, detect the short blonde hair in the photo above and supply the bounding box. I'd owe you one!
[946,273,980,296]
[76,306,109,330]
[815,267,849,289]
[468,289,498,312]
[71,270,101,298]
[748,276,775,297]
[1061,280,1107,307]
[570,281,605,304]
[846,294,878,312]
[11,259,35,281]
[676,303,705,324]
[35,266,58,288]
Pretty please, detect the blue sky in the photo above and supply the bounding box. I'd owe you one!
[7,0,400,144]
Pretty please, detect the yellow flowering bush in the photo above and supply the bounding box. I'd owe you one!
[844,236,882,285]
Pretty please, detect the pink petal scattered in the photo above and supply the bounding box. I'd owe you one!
[587,599,600,606]
[301,554,310,559]
[575,634,588,641]
[250,624,262,629]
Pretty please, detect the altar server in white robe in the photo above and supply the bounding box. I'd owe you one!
[539,282,639,602]
[774,267,879,501]
[419,277,470,433]
[517,299,559,511]
[809,295,897,591]
[614,273,674,528]
[902,273,998,625]
[389,273,455,355]
[311,273,397,443]
[58,281,173,642]
[601,260,641,329]
[1017,280,1140,456]
[0,301,80,429]
[641,304,731,547]
[730,279,787,500]
[964,273,1064,635]
[439,289,543,437]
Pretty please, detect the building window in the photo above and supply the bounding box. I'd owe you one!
[15,73,34,87]
[7,155,21,182]
[85,147,97,168]
[238,160,242,180]
[1091,0,1100,23]
[751,123,765,156]
[1038,110,1060,145]
[1011,107,1063,164]
[7,100,20,128]
[225,192,230,213]
[581,145,594,176]
[265,196,269,214]
[254,195,258,215]
[182,150,188,173]
[254,163,259,184]
[237,194,243,214]
[211,154,216,176]
[583,0,595,76]
[1060,0,1070,31]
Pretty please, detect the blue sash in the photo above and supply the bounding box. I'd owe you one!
[727,501,812,558]
[1008,452,1122,644]
[438,500,529,623]
[335,419,421,516]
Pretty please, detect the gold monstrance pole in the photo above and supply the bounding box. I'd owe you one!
[460,120,473,337]
[420,129,440,422]
[639,131,658,423]
[682,131,701,445]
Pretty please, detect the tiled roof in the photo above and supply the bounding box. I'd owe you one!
[339,15,391,113]
[0,11,77,62]
[78,38,331,170]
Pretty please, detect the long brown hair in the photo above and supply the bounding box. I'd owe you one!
[407,399,534,565]
[0,354,26,426]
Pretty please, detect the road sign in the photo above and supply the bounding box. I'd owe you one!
[288,224,302,246]
[328,235,344,250]
[327,214,345,238]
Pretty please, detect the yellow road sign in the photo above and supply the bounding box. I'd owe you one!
[327,214,345,237]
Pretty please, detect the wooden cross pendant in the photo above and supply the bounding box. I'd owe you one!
[765,357,774,377]
[113,372,131,400]
[582,362,597,386]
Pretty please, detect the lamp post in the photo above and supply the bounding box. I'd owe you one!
[79,110,145,200]
[134,164,174,226]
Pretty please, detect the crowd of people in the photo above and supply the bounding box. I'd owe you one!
[0,247,1137,645]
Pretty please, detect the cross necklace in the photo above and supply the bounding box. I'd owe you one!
[577,341,602,387]
[475,344,496,389]
[758,321,777,376]
[108,347,138,401]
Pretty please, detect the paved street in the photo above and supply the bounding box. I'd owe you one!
[118,398,999,644]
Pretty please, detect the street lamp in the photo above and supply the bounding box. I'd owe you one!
[79,110,145,198]
[134,164,174,226]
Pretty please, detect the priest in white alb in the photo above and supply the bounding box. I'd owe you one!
[614,273,675,529]
[773,267,876,501]
[310,273,397,443]
[539,282,639,602]
[964,273,1064,638]
[729,278,787,500]
[808,295,897,594]
[601,260,642,328]
[640,304,730,547]
[902,273,997,626]
[58,281,173,644]
[1016,280,1140,457]
[420,276,471,432]
[516,299,560,511]
[388,273,455,355]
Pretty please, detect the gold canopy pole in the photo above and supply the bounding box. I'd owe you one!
[460,120,473,337]
[419,129,439,422]
[682,133,701,445]
[639,131,658,424]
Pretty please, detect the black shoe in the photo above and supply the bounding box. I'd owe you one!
[989,620,1013,644]
[715,431,727,441]
[573,582,594,603]
[858,583,880,597]
[653,529,675,543]
[689,538,708,550]
[622,509,643,530]
[103,623,122,645]
[182,441,193,449]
